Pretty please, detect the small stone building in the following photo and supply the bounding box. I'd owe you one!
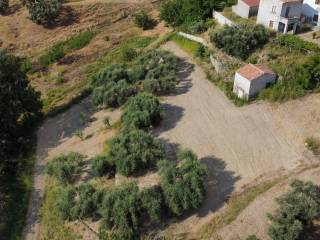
[233,64,276,100]
[232,0,260,19]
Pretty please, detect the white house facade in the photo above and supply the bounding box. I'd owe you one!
[233,64,276,100]
[232,0,260,19]
[257,0,303,33]
[302,0,320,26]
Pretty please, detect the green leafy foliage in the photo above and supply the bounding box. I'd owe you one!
[26,0,62,25]
[0,0,9,13]
[109,129,165,176]
[275,35,320,52]
[246,235,260,240]
[99,183,141,240]
[160,0,235,27]
[57,183,103,220]
[158,149,207,216]
[268,180,320,240]
[45,152,85,184]
[211,23,270,59]
[99,182,163,240]
[39,30,96,66]
[0,51,42,162]
[90,155,115,177]
[134,11,153,30]
[121,93,163,130]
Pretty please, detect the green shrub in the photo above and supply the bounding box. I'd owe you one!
[65,30,96,51]
[26,0,63,25]
[158,149,207,216]
[143,76,176,95]
[120,47,137,62]
[134,11,152,30]
[268,180,320,240]
[246,235,259,240]
[57,183,102,220]
[0,0,9,13]
[305,137,320,154]
[45,152,85,184]
[109,129,165,176]
[127,64,146,83]
[211,23,270,59]
[90,155,115,177]
[99,182,141,240]
[91,80,136,108]
[195,44,209,59]
[121,93,163,130]
[39,42,64,66]
[90,64,128,87]
[139,186,163,222]
[160,0,232,27]
[275,35,320,52]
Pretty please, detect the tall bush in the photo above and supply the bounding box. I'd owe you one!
[158,149,207,216]
[121,93,164,130]
[109,129,165,176]
[211,23,270,59]
[268,180,320,240]
[26,0,63,25]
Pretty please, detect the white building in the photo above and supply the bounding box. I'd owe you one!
[232,0,260,19]
[302,0,320,26]
[257,0,303,33]
[233,64,276,100]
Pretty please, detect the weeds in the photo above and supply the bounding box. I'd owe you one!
[305,137,320,155]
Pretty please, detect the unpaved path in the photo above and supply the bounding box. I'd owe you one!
[156,42,320,234]
[22,98,121,240]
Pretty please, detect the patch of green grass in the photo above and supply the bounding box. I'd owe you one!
[0,154,35,240]
[39,30,97,67]
[222,7,256,25]
[199,177,287,239]
[170,33,202,56]
[39,177,78,240]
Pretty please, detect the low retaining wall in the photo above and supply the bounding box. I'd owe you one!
[212,11,234,26]
[178,32,208,46]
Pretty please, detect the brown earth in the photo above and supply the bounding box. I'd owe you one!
[0,0,165,113]
[155,41,320,237]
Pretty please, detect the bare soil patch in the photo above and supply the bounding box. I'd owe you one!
[156,41,320,236]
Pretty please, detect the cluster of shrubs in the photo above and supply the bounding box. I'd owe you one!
[53,149,206,239]
[268,180,320,240]
[211,23,270,59]
[134,10,153,30]
[0,0,9,14]
[159,0,234,27]
[275,34,320,53]
[90,50,179,109]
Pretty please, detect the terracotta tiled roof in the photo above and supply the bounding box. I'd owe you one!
[242,0,260,7]
[237,64,275,81]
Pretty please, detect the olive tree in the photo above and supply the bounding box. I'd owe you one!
[158,149,207,216]
[121,93,163,130]
[109,129,165,176]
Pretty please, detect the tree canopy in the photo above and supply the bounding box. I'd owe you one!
[0,51,42,163]
[109,129,165,176]
[158,149,207,216]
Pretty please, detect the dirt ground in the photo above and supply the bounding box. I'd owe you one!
[156,41,320,236]
[22,98,121,240]
[218,165,320,240]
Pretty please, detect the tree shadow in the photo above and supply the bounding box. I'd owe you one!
[171,58,194,96]
[58,54,83,65]
[198,156,241,217]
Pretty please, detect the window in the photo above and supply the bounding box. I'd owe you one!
[269,21,274,28]
[285,7,291,18]
[314,14,319,22]
[271,6,276,14]
[316,0,320,5]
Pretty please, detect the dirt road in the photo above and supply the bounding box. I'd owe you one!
[156,42,319,234]
[22,99,121,240]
